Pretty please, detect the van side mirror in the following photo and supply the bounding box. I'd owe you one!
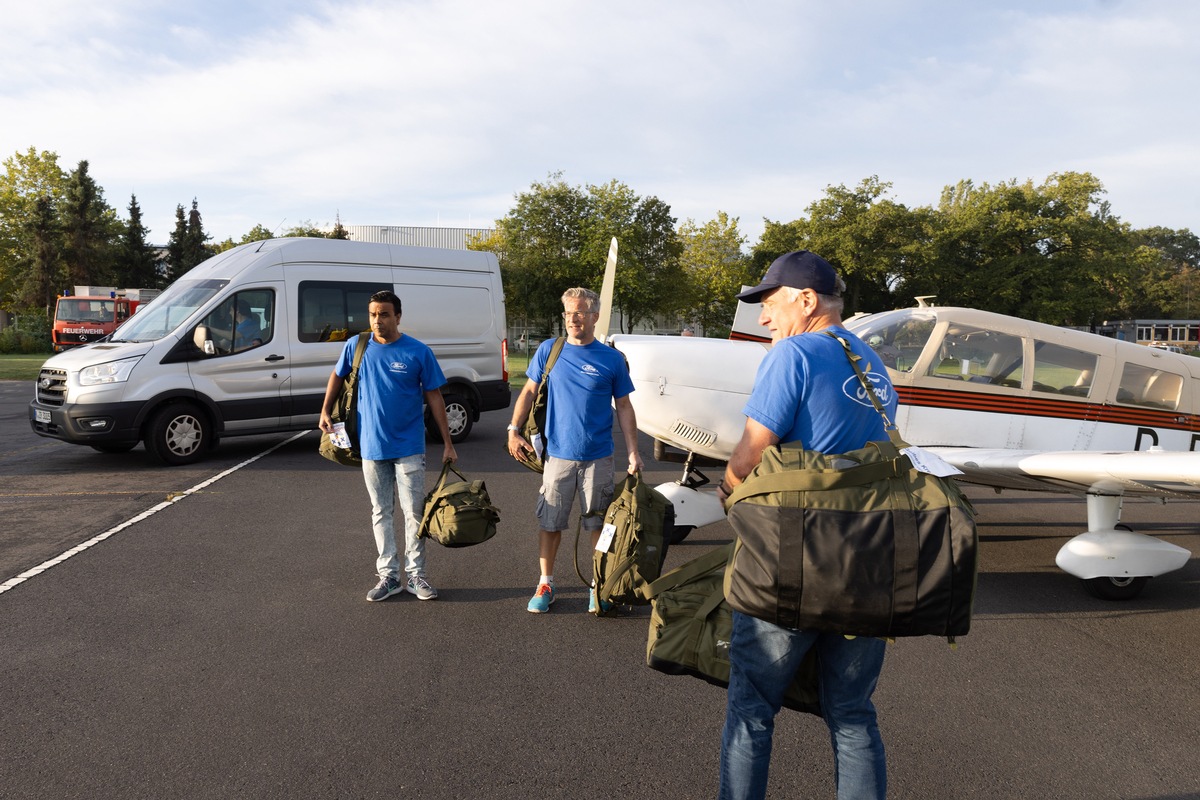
[193,325,216,356]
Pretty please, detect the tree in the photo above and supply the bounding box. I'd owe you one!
[483,173,683,335]
[920,173,1135,325]
[164,204,188,283]
[117,193,162,289]
[486,173,591,332]
[328,213,350,240]
[0,148,68,311]
[677,212,751,337]
[61,160,121,288]
[20,195,62,312]
[753,177,916,315]
[282,221,327,238]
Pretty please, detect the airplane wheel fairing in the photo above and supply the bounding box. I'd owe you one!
[145,402,209,466]
[1083,576,1149,601]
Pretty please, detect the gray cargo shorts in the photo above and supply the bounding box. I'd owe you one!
[536,455,615,532]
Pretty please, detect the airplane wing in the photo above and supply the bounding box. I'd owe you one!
[930,447,1200,498]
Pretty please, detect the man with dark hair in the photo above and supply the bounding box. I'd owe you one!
[716,251,897,800]
[319,289,456,602]
[234,299,262,350]
[506,287,643,614]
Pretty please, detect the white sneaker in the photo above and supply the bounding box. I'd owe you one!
[405,575,438,601]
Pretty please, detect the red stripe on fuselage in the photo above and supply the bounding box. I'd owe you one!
[895,385,1200,432]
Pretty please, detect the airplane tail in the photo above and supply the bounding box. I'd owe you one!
[597,237,618,341]
[730,291,770,342]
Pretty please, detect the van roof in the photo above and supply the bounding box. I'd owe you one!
[195,237,497,278]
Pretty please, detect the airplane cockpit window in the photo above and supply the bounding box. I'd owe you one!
[1031,341,1098,397]
[928,324,1024,387]
[1117,363,1183,410]
[846,309,935,373]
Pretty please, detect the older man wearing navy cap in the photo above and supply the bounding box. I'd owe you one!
[717,251,898,800]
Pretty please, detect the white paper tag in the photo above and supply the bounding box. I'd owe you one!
[595,523,617,552]
[901,446,963,477]
[329,422,351,450]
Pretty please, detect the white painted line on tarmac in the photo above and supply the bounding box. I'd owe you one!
[0,431,312,597]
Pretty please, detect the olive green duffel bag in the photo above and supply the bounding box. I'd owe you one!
[723,438,978,639]
[641,543,821,716]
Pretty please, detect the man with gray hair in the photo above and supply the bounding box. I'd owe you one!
[716,251,896,799]
[507,287,643,613]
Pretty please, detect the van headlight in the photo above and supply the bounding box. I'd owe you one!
[79,356,142,386]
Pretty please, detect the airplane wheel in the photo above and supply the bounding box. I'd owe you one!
[1083,575,1149,601]
[666,525,694,545]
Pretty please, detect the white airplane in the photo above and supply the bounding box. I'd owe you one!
[603,280,1199,600]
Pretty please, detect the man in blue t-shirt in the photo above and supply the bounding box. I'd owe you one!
[319,290,457,603]
[507,287,643,614]
[715,251,898,800]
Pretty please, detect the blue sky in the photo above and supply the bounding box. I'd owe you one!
[2,0,1197,247]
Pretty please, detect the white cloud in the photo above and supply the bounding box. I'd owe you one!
[2,0,1197,245]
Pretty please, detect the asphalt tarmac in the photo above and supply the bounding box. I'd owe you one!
[2,379,1199,800]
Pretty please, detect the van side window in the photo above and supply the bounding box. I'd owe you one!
[298,281,390,343]
[1117,363,1183,410]
[1031,341,1097,397]
[197,289,274,355]
[928,324,1024,387]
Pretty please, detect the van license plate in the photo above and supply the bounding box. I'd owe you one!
[35,409,51,423]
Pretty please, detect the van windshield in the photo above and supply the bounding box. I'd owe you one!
[110,279,230,342]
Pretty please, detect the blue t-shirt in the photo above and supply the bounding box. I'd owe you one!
[527,338,635,462]
[336,333,446,461]
[744,327,898,453]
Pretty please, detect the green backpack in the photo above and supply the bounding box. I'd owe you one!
[512,336,565,473]
[589,472,674,611]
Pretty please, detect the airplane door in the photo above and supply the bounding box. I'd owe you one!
[187,285,289,433]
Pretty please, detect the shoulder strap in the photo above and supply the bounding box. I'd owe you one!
[543,336,566,379]
[825,331,908,449]
[640,542,734,601]
[350,332,370,372]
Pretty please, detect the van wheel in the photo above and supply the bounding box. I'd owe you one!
[428,393,473,443]
[145,402,210,465]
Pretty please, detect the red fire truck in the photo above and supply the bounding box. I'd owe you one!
[52,286,160,352]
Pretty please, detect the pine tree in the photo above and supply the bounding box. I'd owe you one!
[165,204,187,282]
[61,160,119,287]
[183,198,211,272]
[22,195,62,312]
[118,193,161,288]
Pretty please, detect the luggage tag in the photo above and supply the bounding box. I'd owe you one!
[595,523,617,552]
[330,422,352,449]
[900,446,963,477]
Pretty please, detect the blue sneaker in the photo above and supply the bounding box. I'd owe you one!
[589,587,613,615]
[527,583,555,613]
[366,575,404,602]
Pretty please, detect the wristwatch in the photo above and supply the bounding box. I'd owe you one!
[506,424,520,432]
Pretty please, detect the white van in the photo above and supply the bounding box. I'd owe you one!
[29,238,511,465]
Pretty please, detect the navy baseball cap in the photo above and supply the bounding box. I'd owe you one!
[736,251,841,303]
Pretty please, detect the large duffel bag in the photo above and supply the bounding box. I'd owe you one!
[642,543,821,716]
[724,438,978,639]
[418,461,501,548]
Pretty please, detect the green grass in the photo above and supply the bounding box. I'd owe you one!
[0,354,49,381]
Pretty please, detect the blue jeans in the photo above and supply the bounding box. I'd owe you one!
[719,611,887,800]
[362,455,426,580]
